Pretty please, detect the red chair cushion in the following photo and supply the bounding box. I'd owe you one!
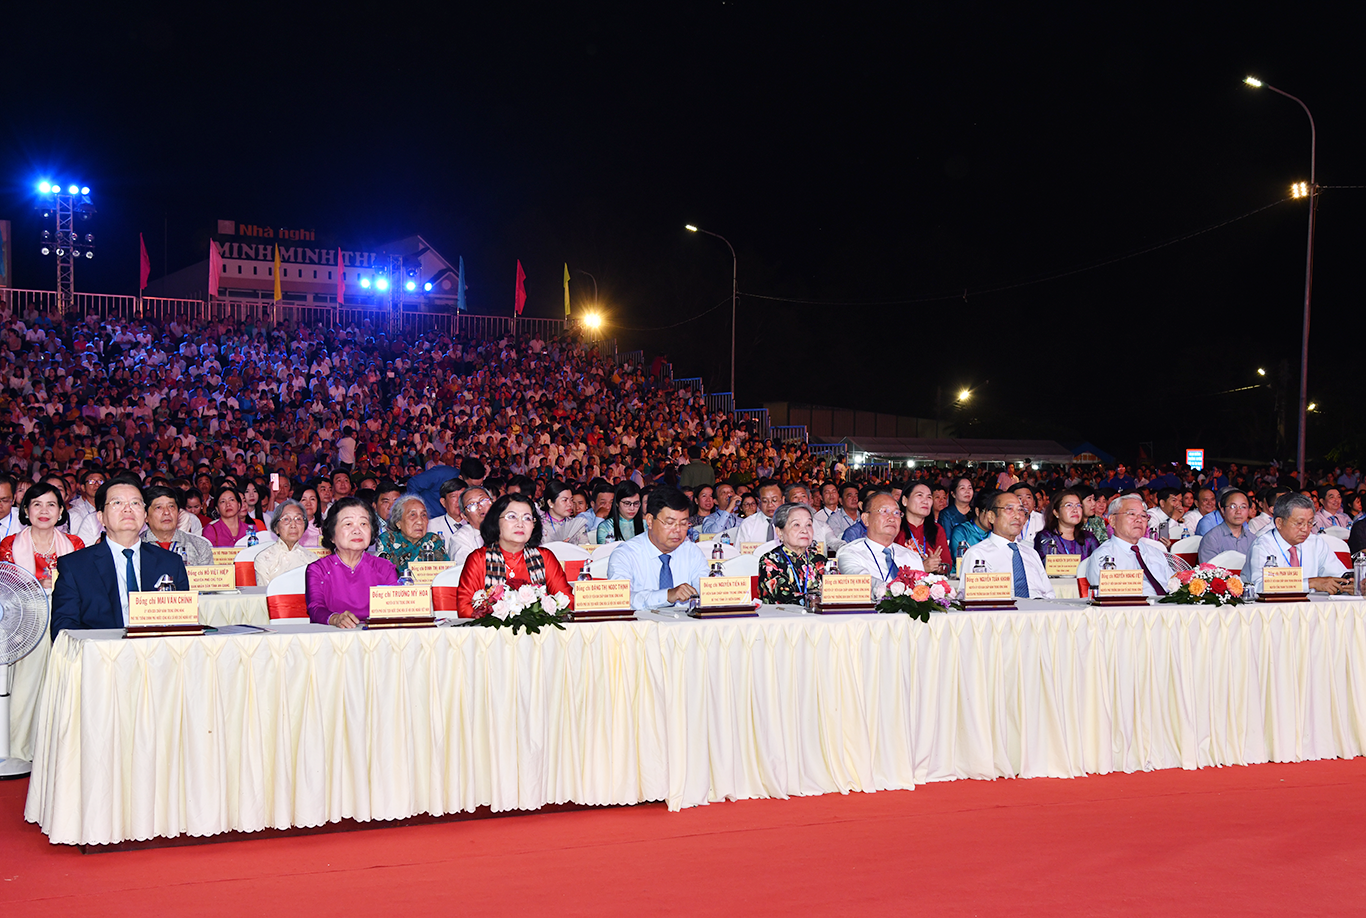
[563,559,587,581]
[1176,552,1198,566]
[266,593,307,620]
[235,560,257,587]
[432,585,460,614]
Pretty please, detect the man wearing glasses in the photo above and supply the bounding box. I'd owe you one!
[607,486,707,611]
[67,468,107,546]
[834,491,923,589]
[1246,493,1350,595]
[448,487,493,571]
[958,492,1054,599]
[51,477,190,637]
[427,478,469,554]
[1084,494,1175,597]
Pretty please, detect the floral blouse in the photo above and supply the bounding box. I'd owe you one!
[758,544,823,605]
[377,530,449,575]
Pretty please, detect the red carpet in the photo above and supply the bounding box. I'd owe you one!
[3,759,1364,917]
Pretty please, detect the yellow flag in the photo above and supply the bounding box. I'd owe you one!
[563,263,571,317]
[273,244,282,301]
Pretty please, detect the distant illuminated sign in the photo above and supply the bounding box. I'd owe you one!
[1186,449,1205,470]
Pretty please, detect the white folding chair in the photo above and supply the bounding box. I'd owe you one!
[1321,534,1351,570]
[265,565,309,620]
[1207,550,1246,574]
[1324,526,1351,540]
[1170,535,1201,565]
[721,554,760,578]
[540,540,592,566]
[431,563,465,587]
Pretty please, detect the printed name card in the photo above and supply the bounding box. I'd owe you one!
[1261,566,1304,594]
[128,591,200,628]
[212,547,242,566]
[739,542,763,555]
[822,574,873,604]
[964,572,1014,602]
[368,585,433,619]
[1045,554,1082,577]
[407,561,454,584]
[815,541,826,557]
[697,533,716,541]
[572,579,633,611]
[699,576,752,606]
[186,565,236,591]
[1099,569,1145,596]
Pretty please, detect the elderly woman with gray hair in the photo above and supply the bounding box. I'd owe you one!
[757,502,824,605]
[253,498,318,587]
[376,492,449,577]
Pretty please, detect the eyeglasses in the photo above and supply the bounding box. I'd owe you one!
[106,499,145,511]
[1113,510,1147,520]
[501,512,537,524]
[278,515,306,525]
[619,499,641,509]
[869,508,903,518]
[464,498,492,511]
[992,504,1025,515]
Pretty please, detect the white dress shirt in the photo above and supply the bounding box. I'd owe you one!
[814,506,841,532]
[827,508,859,539]
[1016,510,1046,546]
[835,537,923,585]
[606,531,707,610]
[106,537,143,626]
[0,507,19,541]
[1245,528,1348,593]
[959,532,1054,599]
[735,512,777,544]
[1246,513,1273,537]
[1146,508,1189,540]
[426,513,465,556]
[1084,537,1173,597]
[1183,510,1204,534]
[448,525,483,573]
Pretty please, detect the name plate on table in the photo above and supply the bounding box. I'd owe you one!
[407,561,453,584]
[1260,566,1306,600]
[126,591,202,637]
[1098,569,1145,596]
[1045,554,1081,577]
[571,579,635,621]
[817,574,875,613]
[964,572,1014,602]
[367,585,434,628]
[815,541,825,557]
[739,542,762,555]
[186,565,236,592]
[699,576,752,606]
[211,547,242,566]
[697,533,715,541]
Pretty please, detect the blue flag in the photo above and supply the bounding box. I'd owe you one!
[457,256,466,312]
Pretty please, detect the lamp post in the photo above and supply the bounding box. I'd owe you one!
[685,224,737,401]
[1244,75,1316,484]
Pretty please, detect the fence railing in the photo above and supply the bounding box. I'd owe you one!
[673,377,704,394]
[808,443,844,456]
[706,392,734,416]
[770,424,808,443]
[612,349,644,368]
[733,408,770,440]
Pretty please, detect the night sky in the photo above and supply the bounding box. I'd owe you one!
[3,4,1363,463]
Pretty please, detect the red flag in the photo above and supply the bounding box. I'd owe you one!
[336,247,345,305]
[208,240,223,298]
[138,233,151,291]
[514,260,527,316]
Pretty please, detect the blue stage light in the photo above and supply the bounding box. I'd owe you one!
[80,186,90,195]
[405,280,416,292]
[375,277,390,291]
[360,277,371,288]
[423,282,433,292]
[67,184,79,194]
[38,181,51,193]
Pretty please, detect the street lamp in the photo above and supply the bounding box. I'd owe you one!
[584,312,602,330]
[1244,74,1316,483]
[957,388,972,402]
[685,224,737,401]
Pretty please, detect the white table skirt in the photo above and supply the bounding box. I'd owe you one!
[24,599,1366,845]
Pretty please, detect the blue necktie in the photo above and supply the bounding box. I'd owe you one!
[1008,543,1028,598]
[123,547,139,594]
[659,554,673,590]
[883,547,899,580]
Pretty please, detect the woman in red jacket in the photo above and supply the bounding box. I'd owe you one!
[455,493,571,617]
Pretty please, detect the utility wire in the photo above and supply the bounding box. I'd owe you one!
[740,196,1295,307]
[610,296,732,331]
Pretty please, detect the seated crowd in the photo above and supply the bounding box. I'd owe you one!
[1,309,1358,635]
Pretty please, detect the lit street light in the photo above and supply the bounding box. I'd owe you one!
[584,313,602,330]
[1256,368,1266,376]
[1244,74,1317,484]
[685,224,737,402]
[958,388,972,401]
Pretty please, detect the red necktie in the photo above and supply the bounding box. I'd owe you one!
[1131,544,1168,595]
[1288,545,1300,567]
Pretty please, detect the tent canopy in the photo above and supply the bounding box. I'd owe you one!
[834,437,1078,464]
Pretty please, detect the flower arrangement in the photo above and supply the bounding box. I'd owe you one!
[470,581,572,634]
[876,568,958,622]
[1160,564,1246,606]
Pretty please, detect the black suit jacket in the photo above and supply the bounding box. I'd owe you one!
[1349,519,1366,557]
[50,539,191,639]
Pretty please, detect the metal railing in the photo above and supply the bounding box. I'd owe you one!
[612,349,644,368]
[673,377,704,394]
[733,408,770,440]
[808,443,844,456]
[770,424,808,443]
[706,392,734,416]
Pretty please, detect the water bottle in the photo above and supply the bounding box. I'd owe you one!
[154,574,176,591]
[720,532,732,546]
[1355,552,1366,597]
[1101,555,1117,571]
[577,563,592,582]
[825,555,840,576]
[1181,524,1190,539]
[175,543,189,561]
[711,542,725,562]
[419,541,435,563]
[972,558,987,574]
[804,565,823,613]
[247,528,259,547]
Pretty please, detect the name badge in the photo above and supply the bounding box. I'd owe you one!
[407,561,453,584]
[1261,566,1304,593]
[822,574,873,603]
[368,585,433,619]
[129,591,200,628]
[699,576,751,606]
[1099,569,1145,596]
[964,572,1014,601]
[186,565,236,591]
[572,579,632,611]
[212,547,241,566]
[1045,554,1081,577]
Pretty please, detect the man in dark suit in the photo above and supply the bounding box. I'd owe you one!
[51,477,190,638]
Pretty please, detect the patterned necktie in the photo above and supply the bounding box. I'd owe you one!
[766,518,775,541]
[883,547,899,580]
[1288,544,1300,567]
[123,547,139,593]
[1008,543,1028,598]
[659,554,673,590]
[1131,544,1168,595]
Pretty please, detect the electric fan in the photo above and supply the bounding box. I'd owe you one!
[0,561,50,779]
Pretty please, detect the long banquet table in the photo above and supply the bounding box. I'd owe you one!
[24,598,1366,846]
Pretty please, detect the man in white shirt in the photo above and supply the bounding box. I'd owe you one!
[735,479,785,544]
[1313,487,1352,533]
[426,479,468,554]
[0,476,20,542]
[1183,488,1216,535]
[1085,494,1176,598]
[1245,493,1350,595]
[827,483,861,540]
[783,484,840,550]
[67,468,106,545]
[1008,483,1045,546]
[959,489,1053,599]
[835,491,923,589]
[1146,487,1188,541]
[813,482,842,533]
[606,486,707,610]
[447,487,491,572]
